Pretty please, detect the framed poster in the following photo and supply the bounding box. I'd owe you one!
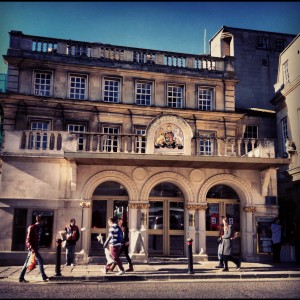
[256,217,273,254]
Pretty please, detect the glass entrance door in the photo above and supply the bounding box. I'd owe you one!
[148,200,184,256]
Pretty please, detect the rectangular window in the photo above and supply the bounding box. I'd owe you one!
[257,37,268,49]
[136,81,152,106]
[30,121,50,150]
[69,74,87,100]
[275,39,286,52]
[243,125,258,153]
[198,87,213,111]
[135,127,146,153]
[33,71,52,96]
[283,60,290,85]
[167,84,183,108]
[198,131,216,155]
[103,78,120,103]
[102,126,120,152]
[12,208,28,251]
[67,124,86,151]
[281,117,288,153]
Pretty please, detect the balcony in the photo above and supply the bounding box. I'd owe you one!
[1,130,289,170]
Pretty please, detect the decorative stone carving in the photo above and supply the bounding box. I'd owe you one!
[81,170,138,201]
[133,167,147,181]
[186,204,207,211]
[199,173,252,205]
[128,203,150,209]
[140,171,195,202]
[243,206,256,213]
[189,169,204,183]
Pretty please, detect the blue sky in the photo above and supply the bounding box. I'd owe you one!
[0,1,299,74]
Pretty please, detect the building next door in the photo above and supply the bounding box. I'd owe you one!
[205,184,241,257]
[90,181,128,256]
[148,183,185,256]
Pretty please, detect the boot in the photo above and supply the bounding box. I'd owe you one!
[110,263,116,271]
[126,264,134,272]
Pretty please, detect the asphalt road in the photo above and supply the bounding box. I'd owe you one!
[1,278,300,298]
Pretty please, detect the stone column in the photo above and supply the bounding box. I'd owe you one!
[186,204,208,262]
[128,203,149,263]
[243,206,256,260]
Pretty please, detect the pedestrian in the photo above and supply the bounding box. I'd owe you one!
[215,216,225,268]
[64,218,80,266]
[271,217,282,263]
[220,217,241,272]
[103,217,125,275]
[19,214,50,283]
[116,218,134,272]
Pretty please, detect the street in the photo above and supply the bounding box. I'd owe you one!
[0,278,300,298]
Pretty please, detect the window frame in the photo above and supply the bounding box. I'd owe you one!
[135,80,153,106]
[166,83,185,108]
[102,76,122,103]
[101,124,121,152]
[198,130,216,156]
[257,37,269,49]
[67,123,87,151]
[29,119,51,150]
[134,126,147,153]
[197,86,214,111]
[68,73,88,100]
[33,70,53,97]
[281,117,288,153]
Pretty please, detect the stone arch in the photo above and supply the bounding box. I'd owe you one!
[198,173,253,206]
[146,114,193,155]
[140,171,195,203]
[81,170,138,201]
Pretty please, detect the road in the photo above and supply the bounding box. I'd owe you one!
[0,278,299,298]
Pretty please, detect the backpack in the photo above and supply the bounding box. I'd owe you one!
[117,226,123,243]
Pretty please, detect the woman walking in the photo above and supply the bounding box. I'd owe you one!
[220,217,241,272]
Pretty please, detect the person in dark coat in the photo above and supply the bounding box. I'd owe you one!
[19,215,49,282]
[112,218,134,272]
[220,217,241,272]
[64,218,80,266]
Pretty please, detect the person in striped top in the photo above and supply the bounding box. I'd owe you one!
[103,217,125,275]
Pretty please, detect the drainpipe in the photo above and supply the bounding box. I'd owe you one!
[128,109,133,134]
[223,117,227,139]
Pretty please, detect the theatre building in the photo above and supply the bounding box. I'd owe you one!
[0,30,289,265]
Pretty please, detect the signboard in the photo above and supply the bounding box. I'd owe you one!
[256,217,273,254]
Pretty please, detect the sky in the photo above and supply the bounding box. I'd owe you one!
[0,1,300,74]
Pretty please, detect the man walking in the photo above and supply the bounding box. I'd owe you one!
[19,214,50,283]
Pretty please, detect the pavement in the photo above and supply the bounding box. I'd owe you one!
[1,259,300,283]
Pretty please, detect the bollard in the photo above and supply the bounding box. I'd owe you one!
[55,239,62,276]
[187,238,194,274]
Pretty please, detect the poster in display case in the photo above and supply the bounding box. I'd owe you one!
[256,217,273,254]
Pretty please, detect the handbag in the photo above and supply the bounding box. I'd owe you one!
[61,240,67,248]
[27,252,37,270]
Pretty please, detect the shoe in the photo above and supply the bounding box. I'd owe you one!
[222,268,229,272]
[103,266,108,274]
[236,262,241,271]
[71,263,75,267]
[126,265,134,272]
[19,279,29,283]
[43,277,49,282]
[117,270,125,275]
[215,265,224,268]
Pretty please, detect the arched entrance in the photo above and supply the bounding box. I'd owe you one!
[90,181,129,256]
[148,183,185,256]
[205,184,241,257]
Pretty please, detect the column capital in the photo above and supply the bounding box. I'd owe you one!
[243,206,256,213]
[186,204,207,211]
[128,203,150,209]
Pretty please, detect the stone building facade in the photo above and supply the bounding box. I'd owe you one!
[0,30,289,265]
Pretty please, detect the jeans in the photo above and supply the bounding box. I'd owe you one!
[19,250,48,280]
[66,243,76,265]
